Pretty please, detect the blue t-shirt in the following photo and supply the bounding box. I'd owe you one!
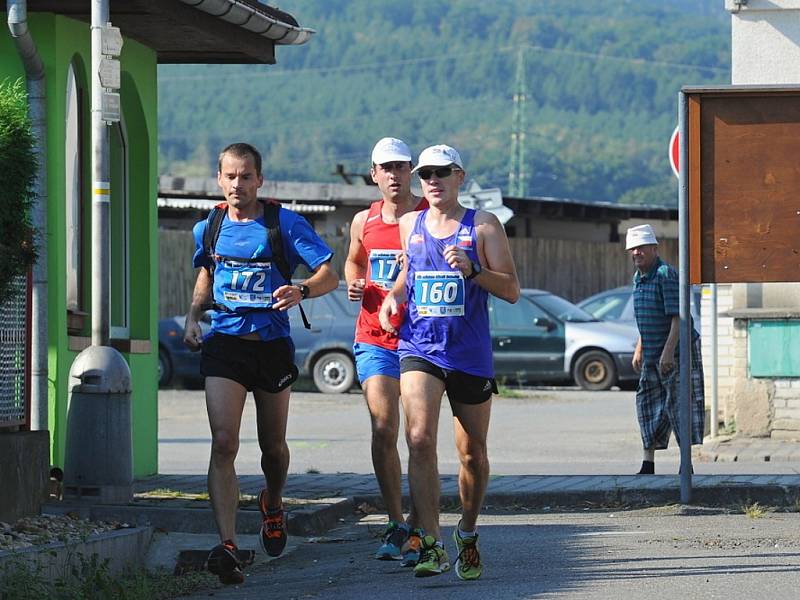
[192,207,333,341]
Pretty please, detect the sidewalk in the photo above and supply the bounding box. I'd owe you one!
[40,436,800,577]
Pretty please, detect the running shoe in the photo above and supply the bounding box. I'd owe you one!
[400,527,423,567]
[413,535,450,577]
[452,528,482,580]
[258,490,288,557]
[374,521,409,560]
[207,540,245,585]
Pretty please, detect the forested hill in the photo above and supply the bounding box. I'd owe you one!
[157,0,729,206]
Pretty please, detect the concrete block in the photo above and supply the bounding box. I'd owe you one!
[0,431,49,523]
[774,407,800,419]
[734,378,774,437]
[771,430,800,441]
[775,380,793,388]
[773,419,800,430]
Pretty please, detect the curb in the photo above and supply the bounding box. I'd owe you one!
[43,497,355,537]
[0,527,152,579]
[354,482,800,511]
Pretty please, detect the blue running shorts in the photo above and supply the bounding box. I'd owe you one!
[353,342,400,384]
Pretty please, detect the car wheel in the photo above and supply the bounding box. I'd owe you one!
[158,348,173,388]
[312,351,355,394]
[573,350,616,391]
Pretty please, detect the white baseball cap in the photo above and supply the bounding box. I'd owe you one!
[371,137,412,165]
[625,224,658,250]
[411,144,463,173]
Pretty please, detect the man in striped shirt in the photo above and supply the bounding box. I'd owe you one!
[628,224,705,475]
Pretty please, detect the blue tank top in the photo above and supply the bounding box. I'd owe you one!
[398,208,493,377]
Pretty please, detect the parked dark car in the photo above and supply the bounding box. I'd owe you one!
[157,284,357,393]
[490,289,639,390]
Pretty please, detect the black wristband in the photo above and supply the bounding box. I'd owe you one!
[298,284,310,299]
[466,261,482,280]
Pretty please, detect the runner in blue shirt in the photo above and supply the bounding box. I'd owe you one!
[379,144,519,581]
[183,143,337,584]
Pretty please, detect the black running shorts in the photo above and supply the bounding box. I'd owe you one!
[400,355,497,405]
[201,334,298,393]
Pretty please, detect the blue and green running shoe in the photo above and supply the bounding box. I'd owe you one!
[400,527,423,567]
[374,521,409,560]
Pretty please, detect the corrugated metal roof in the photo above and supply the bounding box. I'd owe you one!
[157,197,336,213]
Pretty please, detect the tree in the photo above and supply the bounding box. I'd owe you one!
[0,79,37,303]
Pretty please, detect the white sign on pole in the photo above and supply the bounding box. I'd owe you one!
[101,91,121,122]
[98,58,120,90]
[101,25,123,56]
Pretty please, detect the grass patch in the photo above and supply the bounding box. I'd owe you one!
[0,551,215,600]
[742,501,768,519]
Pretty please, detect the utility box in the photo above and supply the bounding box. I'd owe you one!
[63,346,132,503]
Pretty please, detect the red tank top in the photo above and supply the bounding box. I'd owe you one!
[355,198,428,349]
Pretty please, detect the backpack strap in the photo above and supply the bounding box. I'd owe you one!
[202,201,228,272]
[263,202,311,329]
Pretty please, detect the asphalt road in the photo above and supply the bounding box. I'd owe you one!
[158,387,799,477]
[181,507,800,600]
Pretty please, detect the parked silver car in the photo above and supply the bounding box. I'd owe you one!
[490,289,639,390]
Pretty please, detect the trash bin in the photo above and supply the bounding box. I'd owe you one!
[63,345,133,503]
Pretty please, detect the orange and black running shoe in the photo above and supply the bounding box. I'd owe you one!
[258,489,288,557]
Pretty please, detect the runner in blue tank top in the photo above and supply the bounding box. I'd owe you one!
[182,143,338,585]
[379,144,520,581]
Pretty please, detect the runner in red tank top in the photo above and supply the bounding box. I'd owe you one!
[345,137,427,564]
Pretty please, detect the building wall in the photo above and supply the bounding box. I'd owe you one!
[0,13,159,475]
[722,0,800,438]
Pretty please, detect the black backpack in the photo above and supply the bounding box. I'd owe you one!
[202,199,310,329]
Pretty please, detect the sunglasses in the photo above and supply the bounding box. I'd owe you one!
[417,166,461,180]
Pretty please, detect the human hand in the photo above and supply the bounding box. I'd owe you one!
[658,351,675,375]
[183,318,204,351]
[348,278,365,302]
[379,294,401,334]
[443,244,472,277]
[632,346,643,373]
[271,284,303,311]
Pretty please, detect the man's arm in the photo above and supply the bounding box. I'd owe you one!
[443,211,520,303]
[344,209,369,301]
[378,214,411,334]
[659,315,680,374]
[632,336,643,373]
[272,261,339,311]
[183,267,213,350]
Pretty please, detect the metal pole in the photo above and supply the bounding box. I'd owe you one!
[91,0,110,346]
[678,91,692,503]
[7,0,48,432]
[711,283,719,438]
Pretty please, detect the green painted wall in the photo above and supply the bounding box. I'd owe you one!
[0,13,159,476]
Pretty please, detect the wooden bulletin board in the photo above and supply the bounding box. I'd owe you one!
[686,87,800,284]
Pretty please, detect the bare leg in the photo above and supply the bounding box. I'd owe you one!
[451,398,492,532]
[363,375,404,522]
[401,371,445,539]
[205,376,248,543]
[253,386,291,510]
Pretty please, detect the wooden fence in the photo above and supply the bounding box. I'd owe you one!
[158,230,678,318]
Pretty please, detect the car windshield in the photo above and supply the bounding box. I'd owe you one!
[531,293,598,323]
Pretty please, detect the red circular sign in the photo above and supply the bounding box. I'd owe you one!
[669,125,679,178]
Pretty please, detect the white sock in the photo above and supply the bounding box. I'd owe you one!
[458,526,477,539]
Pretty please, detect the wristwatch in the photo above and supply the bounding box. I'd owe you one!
[298,284,310,299]
[466,260,482,280]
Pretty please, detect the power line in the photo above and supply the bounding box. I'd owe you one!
[158,43,727,82]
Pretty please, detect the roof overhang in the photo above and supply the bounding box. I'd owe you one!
[28,0,314,64]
